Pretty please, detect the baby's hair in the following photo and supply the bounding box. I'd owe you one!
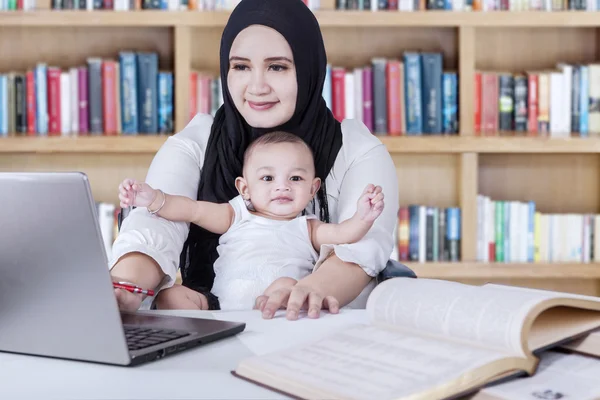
[243,131,315,166]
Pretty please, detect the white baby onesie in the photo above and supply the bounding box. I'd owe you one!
[210,195,319,310]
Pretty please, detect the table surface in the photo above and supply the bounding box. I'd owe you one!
[0,309,371,400]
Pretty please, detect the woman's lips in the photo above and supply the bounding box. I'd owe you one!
[248,101,277,111]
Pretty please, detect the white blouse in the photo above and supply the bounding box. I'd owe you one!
[109,113,399,305]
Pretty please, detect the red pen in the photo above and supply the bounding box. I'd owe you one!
[113,282,155,296]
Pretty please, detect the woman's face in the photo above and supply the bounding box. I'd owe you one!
[227,25,298,128]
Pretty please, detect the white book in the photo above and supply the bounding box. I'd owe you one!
[353,68,363,124]
[549,72,564,137]
[69,68,79,134]
[344,72,354,121]
[60,72,70,136]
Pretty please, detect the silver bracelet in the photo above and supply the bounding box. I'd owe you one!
[147,189,166,215]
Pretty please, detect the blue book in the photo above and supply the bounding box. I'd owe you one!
[0,75,7,137]
[403,52,423,135]
[421,53,443,134]
[527,201,536,263]
[158,72,173,134]
[323,64,332,111]
[136,52,158,134]
[446,207,461,262]
[119,52,139,135]
[442,71,458,134]
[35,63,48,135]
[580,65,589,136]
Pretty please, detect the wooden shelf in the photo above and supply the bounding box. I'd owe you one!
[409,262,600,279]
[3,135,600,154]
[2,10,600,28]
[0,135,170,153]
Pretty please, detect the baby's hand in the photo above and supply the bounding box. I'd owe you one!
[356,184,385,222]
[118,178,157,208]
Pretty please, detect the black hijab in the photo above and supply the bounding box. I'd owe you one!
[180,0,343,298]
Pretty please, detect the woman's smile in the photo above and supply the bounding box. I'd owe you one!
[247,100,279,111]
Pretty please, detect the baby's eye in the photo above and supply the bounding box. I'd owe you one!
[261,176,273,181]
[290,176,303,181]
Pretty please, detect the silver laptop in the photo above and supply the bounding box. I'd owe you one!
[0,171,245,366]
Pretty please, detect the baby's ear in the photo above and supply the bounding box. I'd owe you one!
[311,177,321,197]
[235,177,249,199]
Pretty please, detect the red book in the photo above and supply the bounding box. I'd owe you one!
[26,70,36,136]
[481,72,499,135]
[102,61,117,135]
[398,207,409,261]
[47,67,61,136]
[331,67,346,123]
[198,75,212,115]
[527,73,539,135]
[189,71,198,122]
[386,60,402,136]
[474,72,482,135]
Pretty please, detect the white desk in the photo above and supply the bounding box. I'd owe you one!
[0,309,370,400]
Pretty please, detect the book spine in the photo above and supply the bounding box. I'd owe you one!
[331,67,345,123]
[362,66,373,132]
[0,75,6,137]
[513,74,528,133]
[571,65,581,134]
[579,65,589,136]
[158,71,173,134]
[447,207,461,262]
[119,52,139,134]
[102,60,117,135]
[372,58,387,134]
[47,67,62,135]
[136,52,158,134]
[88,58,104,134]
[60,71,70,136]
[386,60,401,136]
[498,73,514,131]
[403,52,423,135]
[408,205,419,261]
[474,71,481,134]
[78,66,89,135]
[14,74,26,134]
[398,207,409,261]
[442,71,458,134]
[421,52,442,134]
[527,73,538,134]
[35,64,48,136]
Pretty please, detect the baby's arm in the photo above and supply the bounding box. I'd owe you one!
[119,178,234,235]
[309,184,384,250]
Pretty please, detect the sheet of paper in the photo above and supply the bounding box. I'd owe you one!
[239,324,512,400]
[478,351,600,400]
[213,309,369,356]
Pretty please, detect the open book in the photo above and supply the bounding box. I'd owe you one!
[232,278,600,400]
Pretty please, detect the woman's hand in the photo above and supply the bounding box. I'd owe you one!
[257,279,340,321]
[154,284,209,310]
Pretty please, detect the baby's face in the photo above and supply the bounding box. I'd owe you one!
[240,142,320,219]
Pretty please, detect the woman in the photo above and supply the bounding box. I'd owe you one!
[110,0,399,321]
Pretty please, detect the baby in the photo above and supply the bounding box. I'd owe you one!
[118,131,385,310]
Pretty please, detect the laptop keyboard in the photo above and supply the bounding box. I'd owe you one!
[124,326,190,351]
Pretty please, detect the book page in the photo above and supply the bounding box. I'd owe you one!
[474,351,600,400]
[365,279,585,357]
[561,328,600,358]
[236,324,528,400]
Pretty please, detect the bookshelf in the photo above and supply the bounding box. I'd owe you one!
[2,5,600,296]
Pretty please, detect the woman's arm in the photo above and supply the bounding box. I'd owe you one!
[261,121,400,319]
[109,114,213,310]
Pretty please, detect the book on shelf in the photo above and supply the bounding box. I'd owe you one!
[323,51,458,136]
[477,194,600,263]
[0,51,173,137]
[232,277,600,400]
[0,0,35,10]
[46,0,320,11]
[475,63,600,137]
[396,205,461,263]
[336,0,593,11]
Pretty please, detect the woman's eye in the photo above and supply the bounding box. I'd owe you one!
[231,64,248,71]
[269,64,288,72]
